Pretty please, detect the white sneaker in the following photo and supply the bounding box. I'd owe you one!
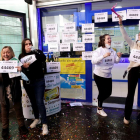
[30,119,41,128]
[97,108,107,117]
[123,117,130,124]
[41,124,48,135]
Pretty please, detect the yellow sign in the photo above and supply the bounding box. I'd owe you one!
[59,58,85,74]
[71,85,81,89]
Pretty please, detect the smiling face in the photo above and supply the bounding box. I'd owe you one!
[25,40,32,53]
[2,48,13,61]
[104,35,111,46]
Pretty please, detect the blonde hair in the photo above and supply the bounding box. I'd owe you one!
[0,46,15,61]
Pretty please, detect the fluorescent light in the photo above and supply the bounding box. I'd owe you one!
[94,27,98,28]
[80,10,85,12]
[115,6,122,8]
[114,26,119,27]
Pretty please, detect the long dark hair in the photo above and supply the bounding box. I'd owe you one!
[98,34,109,48]
[20,38,33,58]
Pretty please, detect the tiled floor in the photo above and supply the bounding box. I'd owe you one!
[0,103,140,140]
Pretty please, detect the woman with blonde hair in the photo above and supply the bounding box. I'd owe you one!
[0,46,28,139]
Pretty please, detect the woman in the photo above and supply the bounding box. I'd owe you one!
[92,34,122,117]
[19,38,48,135]
[119,16,140,124]
[0,46,28,139]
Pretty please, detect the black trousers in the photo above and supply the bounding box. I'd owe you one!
[94,74,112,108]
[125,67,140,120]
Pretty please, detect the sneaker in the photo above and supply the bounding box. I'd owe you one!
[30,119,41,128]
[41,124,48,135]
[124,117,130,124]
[97,108,107,117]
[19,125,29,135]
[2,128,9,139]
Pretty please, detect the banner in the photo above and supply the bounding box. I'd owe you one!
[22,73,61,118]
[59,58,85,74]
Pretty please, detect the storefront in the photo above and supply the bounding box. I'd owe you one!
[34,0,140,108]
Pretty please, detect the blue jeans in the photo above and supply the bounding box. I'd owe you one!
[23,78,47,124]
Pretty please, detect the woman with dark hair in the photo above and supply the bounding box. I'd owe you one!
[19,38,48,135]
[0,46,28,139]
[91,34,122,116]
[118,17,140,124]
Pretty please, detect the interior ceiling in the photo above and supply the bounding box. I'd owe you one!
[36,0,140,8]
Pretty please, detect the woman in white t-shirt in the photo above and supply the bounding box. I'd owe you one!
[92,34,122,117]
[119,16,140,124]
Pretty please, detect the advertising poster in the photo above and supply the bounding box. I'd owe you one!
[22,73,61,118]
[59,58,85,74]
[60,74,85,90]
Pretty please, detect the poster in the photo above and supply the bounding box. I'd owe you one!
[59,58,85,74]
[46,24,57,33]
[64,22,76,32]
[73,42,85,51]
[62,31,78,43]
[111,41,124,49]
[94,12,108,23]
[82,34,95,43]
[45,32,60,44]
[60,74,85,89]
[82,51,93,60]
[82,23,94,33]
[127,9,140,19]
[22,73,61,118]
[112,10,126,22]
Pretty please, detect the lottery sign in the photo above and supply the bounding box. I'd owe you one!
[0,60,18,73]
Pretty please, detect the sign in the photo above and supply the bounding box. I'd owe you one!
[45,74,56,86]
[22,73,61,118]
[64,22,76,32]
[129,49,140,63]
[48,43,59,52]
[82,51,93,60]
[94,12,108,23]
[82,23,94,33]
[127,9,140,19]
[73,43,85,51]
[0,60,17,73]
[45,32,60,44]
[59,58,85,74]
[46,62,60,73]
[46,24,57,33]
[111,41,124,48]
[9,57,22,78]
[102,56,114,66]
[20,55,37,64]
[62,31,78,43]
[82,34,95,43]
[112,10,126,22]
[60,43,70,52]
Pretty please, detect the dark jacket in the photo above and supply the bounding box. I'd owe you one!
[19,50,46,81]
[0,73,22,105]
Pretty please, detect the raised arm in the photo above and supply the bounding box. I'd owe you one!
[118,16,134,48]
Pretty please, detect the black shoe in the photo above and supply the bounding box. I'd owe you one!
[18,125,29,135]
[2,128,9,139]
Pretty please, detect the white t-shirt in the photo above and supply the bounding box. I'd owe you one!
[91,47,120,78]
